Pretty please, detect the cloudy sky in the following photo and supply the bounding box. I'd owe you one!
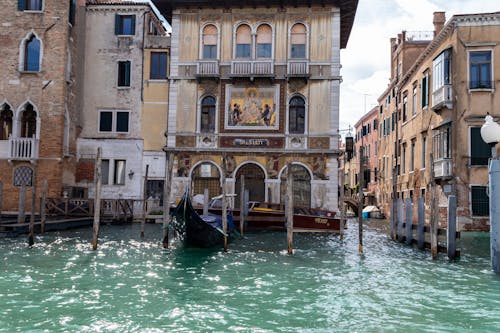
[340,0,500,133]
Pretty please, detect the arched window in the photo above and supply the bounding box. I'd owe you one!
[280,164,311,207]
[0,104,13,140]
[289,96,305,134]
[200,96,216,133]
[290,23,306,59]
[256,24,272,58]
[202,24,218,59]
[24,34,41,71]
[236,24,251,58]
[20,104,37,138]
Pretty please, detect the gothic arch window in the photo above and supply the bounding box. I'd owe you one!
[20,103,37,138]
[0,104,13,140]
[289,96,305,134]
[235,24,252,58]
[256,24,272,58]
[22,34,42,72]
[202,24,218,59]
[200,96,216,133]
[290,23,307,59]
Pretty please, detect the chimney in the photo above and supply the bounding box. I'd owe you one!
[433,12,446,37]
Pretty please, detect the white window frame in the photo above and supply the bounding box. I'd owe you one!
[18,31,43,73]
[117,60,132,89]
[197,94,218,134]
[199,22,220,60]
[98,110,130,134]
[467,48,494,91]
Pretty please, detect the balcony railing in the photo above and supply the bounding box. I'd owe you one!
[433,158,452,178]
[431,84,453,110]
[230,60,273,76]
[9,136,39,160]
[287,60,309,77]
[196,60,219,77]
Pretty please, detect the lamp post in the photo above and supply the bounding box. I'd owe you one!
[480,114,500,273]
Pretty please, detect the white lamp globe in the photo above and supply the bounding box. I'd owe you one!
[481,114,500,144]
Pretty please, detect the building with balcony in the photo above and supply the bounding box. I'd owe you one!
[153,0,358,210]
[376,11,500,231]
[0,0,78,211]
[75,1,169,200]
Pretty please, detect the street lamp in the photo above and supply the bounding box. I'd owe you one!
[480,113,500,273]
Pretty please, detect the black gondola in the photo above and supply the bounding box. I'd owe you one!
[171,191,235,248]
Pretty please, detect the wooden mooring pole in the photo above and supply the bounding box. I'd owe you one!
[239,175,245,237]
[447,195,457,260]
[40,179,48,234]
[430,153,438,259]
[18,184,27,225]
[162,151,174,249]
[417,197,425,250]
[358,146,364,254]
[405,198,413,246]
[286,163,294,255]
[221,154,228,252]
[28,165,38,246]
[141,165,149,238]
[203,188,209,216]
[92,147,102,251]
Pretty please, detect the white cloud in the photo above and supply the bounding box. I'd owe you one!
[340,0,500,130]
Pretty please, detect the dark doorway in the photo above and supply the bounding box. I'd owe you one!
[280,164,311,207]
[192,162,221,200]
[235,163,266,207]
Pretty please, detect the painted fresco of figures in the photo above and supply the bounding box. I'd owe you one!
[226,85,279,128]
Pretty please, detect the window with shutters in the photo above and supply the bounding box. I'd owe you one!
[18,0,42,11]
[421,71,429,108]
[117,61,131,87]
[150,52,167,79]
[115,14,136,36]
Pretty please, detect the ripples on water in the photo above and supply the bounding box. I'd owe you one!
[1,220,500,332]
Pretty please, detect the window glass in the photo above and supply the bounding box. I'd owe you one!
[201,96,216,132]
[116,112,129,132]
[0,105,13,140]
[26,0,42,11]
[116,15,135,35]
[256,24,272,58]
[150,52,167,79]
[470,127,491,165]
[471,186,489,216]
[25,35,40,71]
[202,25,217,59]
[236,25,251,58]
[21,104,36,138]
[101,159,110,185]
[99,112,113,132]
[291,23,306,58]
[289,96,305,134]
[118,61,131,87]
[470,51,492,89]
[114,160,126,185]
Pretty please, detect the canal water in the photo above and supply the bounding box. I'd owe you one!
[1,219,499,332]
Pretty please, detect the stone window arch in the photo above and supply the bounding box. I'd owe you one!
[288,95,306,134]
[235,24,252,58]
[256,24,272,58]
[290,23,308,59]
[201,24,218,59]
[19,103,37,138]
[200,96,216,133]
[20,33,42,72]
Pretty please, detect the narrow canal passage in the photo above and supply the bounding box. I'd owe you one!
[1,219,499,332]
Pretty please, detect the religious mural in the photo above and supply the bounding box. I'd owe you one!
[225,85,279,129]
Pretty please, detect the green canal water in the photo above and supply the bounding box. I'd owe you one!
[1,219,500,332]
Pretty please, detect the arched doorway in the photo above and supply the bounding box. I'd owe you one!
[191,162,221,200]
[280,164,311,207]
[235,163,265,207]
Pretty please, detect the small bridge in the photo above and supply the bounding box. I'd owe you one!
[342,197,360,217]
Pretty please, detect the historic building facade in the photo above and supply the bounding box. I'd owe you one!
[0,0,78,211]
[75,1,169,200]
[154,0,357,211]
[376,12,500,231]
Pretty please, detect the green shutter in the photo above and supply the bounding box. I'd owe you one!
[18,0,25,11]
[130,15,136,35]
[115,14,120,35]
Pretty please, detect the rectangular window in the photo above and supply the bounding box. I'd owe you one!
[422,135,426,168]
[101,159,110,185]
[99,112,113,132]
[118,61,131,87]
[236,44,251,58]
[470,127,491,165]
[115,14,136,35]
[114,160,126,185]
[469,51,492,89]
[18,0,42,11]
[203,45,217,59]
[150,52,167,79]
[291,44,306,58]
[412,85,417,116]
[403,95,408,122]
[432,49,451,92]
[421,72,429,108]
[402,144,406,174]
[471,186,489,216]
[433,125,451,159]
[257,44,272,58]
[410,139,416,171]
[99,111,130,133]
